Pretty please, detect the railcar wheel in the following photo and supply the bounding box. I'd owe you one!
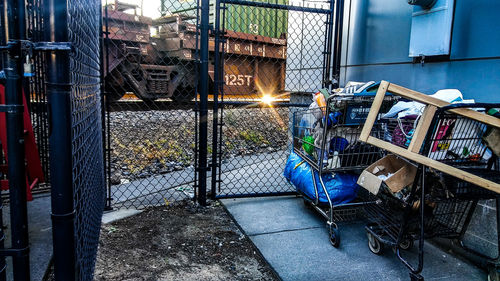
[171,86,196,102]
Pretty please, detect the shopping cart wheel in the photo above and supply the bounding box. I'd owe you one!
[367,232,382,255]
[329,225,340,248]
[399,238,413,250]
[488,266,500,281]
[303,199,313,209]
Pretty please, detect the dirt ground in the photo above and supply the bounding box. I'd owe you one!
[93,200,279,281]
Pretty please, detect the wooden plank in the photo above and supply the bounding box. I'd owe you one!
[366,136,500,194]
[408,105,437,153]
[359,80,389,141]
[388,83,500,129]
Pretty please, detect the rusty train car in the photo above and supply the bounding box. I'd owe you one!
[103,3,287,102]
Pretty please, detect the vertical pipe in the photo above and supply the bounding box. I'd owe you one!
[44,0,76,280]
[5,0,30,279]
[331,0,344,88]
[211,0,221,199]
[198,0,210,206]
[322,0,334,88]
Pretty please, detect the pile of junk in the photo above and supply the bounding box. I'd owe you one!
[284,80,500,281]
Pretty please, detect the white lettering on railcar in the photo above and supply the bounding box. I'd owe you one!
[224,74,253,86]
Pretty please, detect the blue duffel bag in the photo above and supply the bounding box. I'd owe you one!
[284,152,359,205]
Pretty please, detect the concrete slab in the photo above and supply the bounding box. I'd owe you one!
[223,196,323,236]
[3,194,53,281]
[102,209,143,224]
[223,196,487,281]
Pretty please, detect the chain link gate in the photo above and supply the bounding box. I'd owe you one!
[103,0,204,209]
[210,0,336,198]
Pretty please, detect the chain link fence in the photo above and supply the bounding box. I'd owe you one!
[26,0,50,190]
[212,0,334,198]
[103,0,201,209]
[68,0,106,279]
[103,0,335,204]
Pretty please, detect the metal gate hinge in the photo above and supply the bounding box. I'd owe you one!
[0,40,33,55]
[34,42,72,52]
[0,104,23,114]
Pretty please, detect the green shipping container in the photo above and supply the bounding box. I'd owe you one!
[164,0,288,39]
[224,0,288,39]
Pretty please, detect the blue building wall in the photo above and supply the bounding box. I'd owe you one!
[340,0,500,102]
[339,0,500,259]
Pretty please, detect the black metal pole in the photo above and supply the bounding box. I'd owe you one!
[102,1,113,211]
[198,0,209,206]
[0,197,5,281]
[44,0,76,280]
[322,0,334,88]
[211,0,222,200]
[331,0,344,88]
[0,1,8,279]
[5,0,30,279]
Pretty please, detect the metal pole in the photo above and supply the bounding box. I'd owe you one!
[198,0,210,206]
[322,0,335,88]
[4,0,30,279]
[102,0,113,211]
[44,0,76,280]
[0,0,8,279]
[331,0,344,88]
[211,0,222,200]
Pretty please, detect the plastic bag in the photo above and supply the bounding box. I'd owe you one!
[383,89,468,119]
[284,152,359,204]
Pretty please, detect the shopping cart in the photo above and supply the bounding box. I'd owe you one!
[363,103,500,281]
[291,92,397,247]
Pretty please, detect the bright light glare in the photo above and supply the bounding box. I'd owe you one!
[261,94,274,105]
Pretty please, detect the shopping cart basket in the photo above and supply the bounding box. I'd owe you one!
[363,102,500,281]
[291,92,397,247]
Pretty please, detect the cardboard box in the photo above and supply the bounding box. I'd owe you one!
[357,154,417,195]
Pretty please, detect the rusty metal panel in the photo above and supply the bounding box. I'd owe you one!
[104,9,152,43]
[223,56,286,99]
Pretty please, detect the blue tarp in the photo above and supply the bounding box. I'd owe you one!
[284,152,360,205]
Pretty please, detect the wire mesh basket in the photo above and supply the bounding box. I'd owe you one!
[293,94,397,173]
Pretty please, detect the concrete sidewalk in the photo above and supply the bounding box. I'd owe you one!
[3,194,52,281]
[222,196,486,281]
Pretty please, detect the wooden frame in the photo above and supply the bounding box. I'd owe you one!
[359,81,500,194]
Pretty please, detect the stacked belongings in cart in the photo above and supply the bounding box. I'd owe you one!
[284,81,398,247]
[356,80,500,281]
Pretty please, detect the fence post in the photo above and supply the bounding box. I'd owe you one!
[0,1,9,280]
[211,0,222,200]
[4,0,30,279]
[197,0,210,206]
[101,1,113,211]
[44,0,76,280]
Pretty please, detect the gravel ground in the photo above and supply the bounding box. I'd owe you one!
[109,107,290,183]
[93,200,279,281]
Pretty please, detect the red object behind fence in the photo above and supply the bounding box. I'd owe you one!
[0,84,45,201]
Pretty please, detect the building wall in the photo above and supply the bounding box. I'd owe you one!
[340,0,500,102]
